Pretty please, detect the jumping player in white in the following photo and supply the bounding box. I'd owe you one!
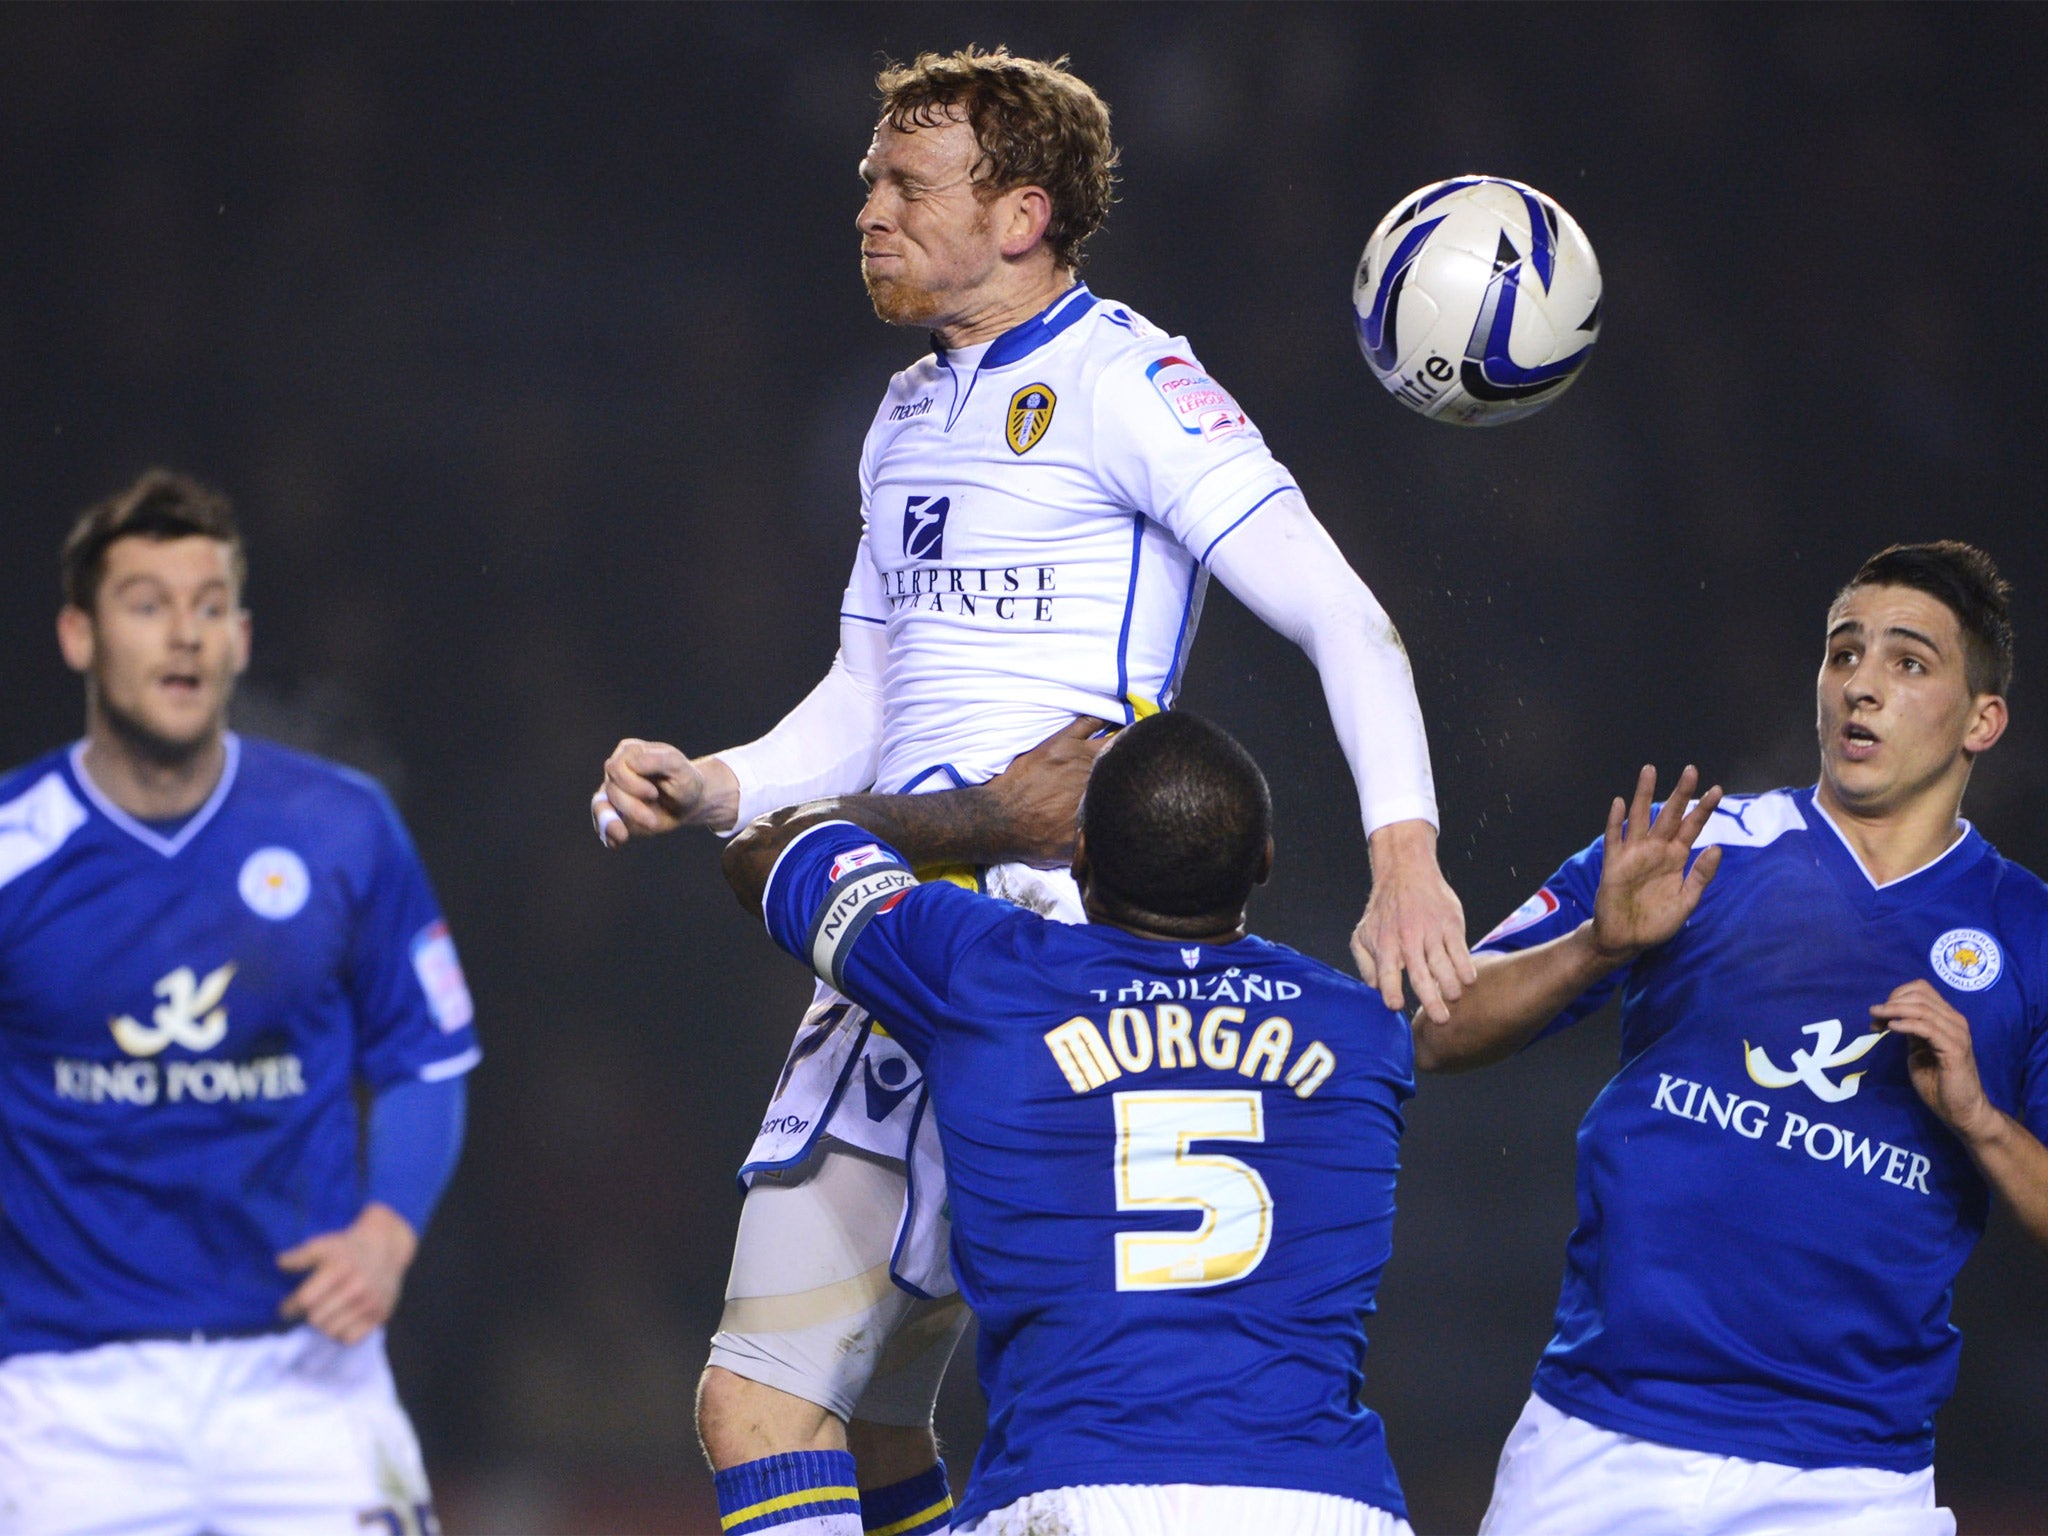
[0,473,477,1536]
[593,50,1470,1536]
[1419,543,2048,1536]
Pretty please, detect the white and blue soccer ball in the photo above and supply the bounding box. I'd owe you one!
[1352,176,1602,426]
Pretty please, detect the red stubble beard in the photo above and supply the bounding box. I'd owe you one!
[862,261,944,327]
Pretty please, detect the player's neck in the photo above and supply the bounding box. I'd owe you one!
[79,711,230,822]
[929,263,1076,351]
[1082,892,1249,945]
[1812,773,1968,886]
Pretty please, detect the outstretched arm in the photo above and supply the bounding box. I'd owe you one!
[1416,765,1724,1072]
[1204,490,1470,1019]
[1874,982,2048,1253]
[723,717,1106,913]
[594,614,886,845]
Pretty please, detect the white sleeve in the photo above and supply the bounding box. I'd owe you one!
[1092,342,1300,560]
[714,534,888,828]
[1203,489,1439,836]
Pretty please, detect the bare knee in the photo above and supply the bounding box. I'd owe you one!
[697,1366,846,1472]
[847,1417,940,1489]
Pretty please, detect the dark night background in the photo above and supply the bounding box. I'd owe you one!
[4,5,2045,1531]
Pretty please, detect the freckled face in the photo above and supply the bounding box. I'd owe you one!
[856,115,1003,327]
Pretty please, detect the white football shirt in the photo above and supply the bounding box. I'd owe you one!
[842,284,1299,793]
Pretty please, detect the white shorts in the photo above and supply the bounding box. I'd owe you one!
[953,1483,1414,1536]
[0,1326,434,1536]
[1480,1393,1956,1536]
[707,1140,970,1426]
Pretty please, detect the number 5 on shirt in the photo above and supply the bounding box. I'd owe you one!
[1113,1090,1274,1290]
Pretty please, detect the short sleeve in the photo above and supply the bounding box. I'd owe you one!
[347,789,480,1089]
[1474,833,1624,1040]
[762,821,1017,1062]
[1092,343,1299,562]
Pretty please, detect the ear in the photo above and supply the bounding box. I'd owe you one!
[1252,836,1275,888]
[997,184,1054,260]
[231,608,253,677]
[56,605,94,675]
[1070,827,1093,894]
[1962,693,2008,756]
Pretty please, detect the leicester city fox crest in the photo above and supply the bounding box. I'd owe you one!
[1006,382,1056,455]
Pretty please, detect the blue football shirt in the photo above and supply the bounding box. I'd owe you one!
[0,735,480,1355]
[1477,786,2048,1472]
[762,821,1414,1526]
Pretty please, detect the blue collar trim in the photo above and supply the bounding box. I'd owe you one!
[934,283,1097,372]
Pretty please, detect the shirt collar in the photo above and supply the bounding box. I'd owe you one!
[932,283,1097,372]
[1800,784,1979,893]
[68,732,242,859]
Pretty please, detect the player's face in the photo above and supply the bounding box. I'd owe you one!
[1816,583,2004,815]
[857,115,1004,327]
[60,536,249,760]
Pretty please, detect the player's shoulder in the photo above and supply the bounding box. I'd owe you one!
[1070,295,1185,378]
[1072,300,1260,444]
[1692,786,1813,855]
[1974,835,2048,936]
[230,736,411,846]
[0,743,77,809]
[878,349,949,405]
[0,744,91,899]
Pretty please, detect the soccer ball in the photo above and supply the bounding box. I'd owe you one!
[1352,176,1602,426]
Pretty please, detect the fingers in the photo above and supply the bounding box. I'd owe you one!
[1375,940,1409,1015]
[1674,782,1724,845]
[1626,765,1658,841]
[1352,913,1405,1013]
[1651,765,1697,839]
[1421,933,1468,1013]
[275,1235,332,1274]
[276,1248,396,1342]
[591,788,628,848]
[278,1259,347,1323]
[619,739,689,781]
[602,740,662,802]
[1602,795,1626,859]
[1682,843,1724,899]
[1348,922,1376,979]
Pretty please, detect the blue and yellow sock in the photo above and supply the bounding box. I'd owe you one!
[714,1450,862,1535]
[860,1461,954,1536]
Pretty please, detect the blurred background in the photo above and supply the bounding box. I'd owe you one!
[4,4,2045,1531]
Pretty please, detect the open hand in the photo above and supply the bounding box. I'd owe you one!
[1591,765,1724,962]
[1351,820,1475,1024]
[1874,979,1997,1140]
[277,1202,418,1345]
[595,738,710,847]
[986,716,1112,866]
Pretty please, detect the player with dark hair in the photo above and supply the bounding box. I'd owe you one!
[719,711,1417,1536]
[1417,542,2047,1536]
[592,45,1468,1536]
[0,471,477,1536]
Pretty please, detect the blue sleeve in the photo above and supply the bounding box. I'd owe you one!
[762,821,1017,1064]
[1474,832,1627,1040]
[366,1075,466,1235]
[347,787,482,1089]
